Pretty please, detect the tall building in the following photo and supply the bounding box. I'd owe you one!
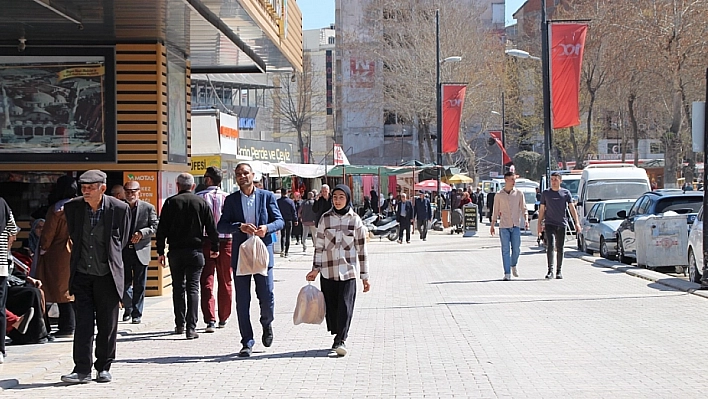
[335,0,505,165]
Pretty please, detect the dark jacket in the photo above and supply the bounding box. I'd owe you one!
[312,195,332,226]
[476,192,484,208]
[126,199,159,265]
[64,195,131,299]
[156,190,219,256]
[413,197,432,221]
[300,199,317,224]
[396,200,414,223]
[217,188,285,269]
[276,196,298,222]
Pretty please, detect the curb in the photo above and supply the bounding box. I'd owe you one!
[571,251,708,299]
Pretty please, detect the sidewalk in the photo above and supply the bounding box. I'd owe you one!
[2,227,708,398]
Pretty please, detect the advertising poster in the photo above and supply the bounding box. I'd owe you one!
[191,155,221,175]
[167,57,187,163]
[123,171,159,209]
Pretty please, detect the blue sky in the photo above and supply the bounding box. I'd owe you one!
[298,0,526,30]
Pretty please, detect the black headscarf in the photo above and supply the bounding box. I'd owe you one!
[332,184,352,215]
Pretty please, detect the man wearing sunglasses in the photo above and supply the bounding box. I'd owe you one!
[121,181,158,324]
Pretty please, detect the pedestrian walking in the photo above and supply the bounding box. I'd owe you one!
[396,193,413,244]
[370,190,380,214]
[156,173,220,340]
[413,191,432,241]
[292,192,304,246]
[195,167,233,333]
[306,184,370,357]
[538,172,580,280]
[60,170,131,384]
[486,189,496,224]
[312,184,332,226]
[276,189,297,257]
[217,162,284,357]
[299,191,318,250]
[0,197,19,365]
[490,172,528,281]
[121,180,158,325]
[475,188,484,223]
[381,192,396,217]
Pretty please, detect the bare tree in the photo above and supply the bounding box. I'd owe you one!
[271,53,323,163]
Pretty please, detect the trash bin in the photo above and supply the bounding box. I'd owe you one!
[635,214,689,268]
[442,209,450,228]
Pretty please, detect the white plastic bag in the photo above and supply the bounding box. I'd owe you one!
[237,235,269,276]
[293,283,325,325]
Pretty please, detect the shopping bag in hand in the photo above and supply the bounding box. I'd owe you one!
[236,235,269,276]
[293,283,325,325]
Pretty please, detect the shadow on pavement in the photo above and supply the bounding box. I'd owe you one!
[648,281,687,292]
[438,293,684,306]
[430,278,547,284]
[3,381,77,390]
[240,349,332,360]
[117,331,186,343]
[116,353,239,364]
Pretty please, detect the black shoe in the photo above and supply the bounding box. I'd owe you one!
[17,308,34,335]
[186,330,199,339]
[556,272,563,279]
[545,271,554,279]
[132,317,141,324]
[239,345,252,357]
[61,372,91,384]
[262,324,273,347]
[122,314,131,322]
[218,320,228,328]
[174,326,185,334]
[96,370,112,383]
[53,330,74,338]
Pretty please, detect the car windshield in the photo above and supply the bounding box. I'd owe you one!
[523,191,537,205]
[603,203,632,221]
[586,180,649,201]
[561,179,580,196]
[655,197,703,214]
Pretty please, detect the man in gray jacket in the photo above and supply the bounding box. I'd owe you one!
[121,180,158,324]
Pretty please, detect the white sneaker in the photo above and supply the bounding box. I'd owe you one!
[511,266,518,277]
[503,274,511,281]
[0,352,4,364]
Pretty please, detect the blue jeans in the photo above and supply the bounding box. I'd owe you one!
[233,244,275,347]
[499,227,521,275]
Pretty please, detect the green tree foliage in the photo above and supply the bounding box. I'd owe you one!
[513,151,544,181]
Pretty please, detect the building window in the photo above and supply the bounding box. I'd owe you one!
[328,36,335,45]
[492,4,504,25]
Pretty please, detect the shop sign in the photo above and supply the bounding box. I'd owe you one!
[191,155,222,174]
[238,138,292,163]
[123,171,159,209]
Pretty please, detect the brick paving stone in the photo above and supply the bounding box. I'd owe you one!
[2,228,708,397]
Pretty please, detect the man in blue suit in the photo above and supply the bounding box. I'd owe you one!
[218,162,284,357]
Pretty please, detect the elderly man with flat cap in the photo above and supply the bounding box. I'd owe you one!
[61,170,131,384]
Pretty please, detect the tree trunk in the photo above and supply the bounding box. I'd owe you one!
[627,94,639,166]
[297,127,305,164]
[664,71,684,188]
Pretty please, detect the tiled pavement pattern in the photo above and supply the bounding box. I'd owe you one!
[2,228,707,398]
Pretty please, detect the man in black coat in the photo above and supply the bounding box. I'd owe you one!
[396,193,414,244]
[61,170,131,384]
[312,184,332,227]
[121,180,158,324]
[276,189,297,257]
[413,191,432,241]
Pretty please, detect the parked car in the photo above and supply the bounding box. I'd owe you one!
[578,199,634,259]
[616,191,703,264]
[577,164,651,217]
[687,206,704,283]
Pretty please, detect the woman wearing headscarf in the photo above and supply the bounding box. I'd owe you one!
[306,184,371,358]
[23,218,44,263]
[35,175,76,338]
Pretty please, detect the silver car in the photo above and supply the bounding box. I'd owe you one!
[687,206,704,283]
[579,199,634,259]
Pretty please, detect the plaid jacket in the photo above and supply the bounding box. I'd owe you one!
[313,208,369,281]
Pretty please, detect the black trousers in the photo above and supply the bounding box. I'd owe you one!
[122,249,148,318]
[7,283,48,344]
[320,277,356,345]
[545,224,566,270]
[398,219,411,242]
[168,249,204,332]
[416,219,428,240]
[280,221,293,254]
[0,276,6,356]
[71,272,120,375]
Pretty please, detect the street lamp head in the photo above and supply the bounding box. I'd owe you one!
[491,110,501,116]
[505,49,541,61]
[441,56,462,64]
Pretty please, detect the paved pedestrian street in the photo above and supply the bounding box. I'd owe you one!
[2,229,707,398]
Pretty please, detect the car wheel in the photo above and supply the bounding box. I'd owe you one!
[689,249,702,283]
[582,237,593,255]
[617,235,632,265]
[599,237,614,260]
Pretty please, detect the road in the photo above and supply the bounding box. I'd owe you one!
[2,228,707,398]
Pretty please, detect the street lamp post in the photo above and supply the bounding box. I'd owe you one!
[540,0,553,188]
[435,9,461,223]
[492,92,506,175]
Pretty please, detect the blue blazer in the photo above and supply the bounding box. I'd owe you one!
[217,188,284,268]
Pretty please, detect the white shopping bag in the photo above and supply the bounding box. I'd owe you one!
[236,236,269,276]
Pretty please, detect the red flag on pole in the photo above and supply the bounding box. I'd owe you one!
[489,130,512,165]
[550,23,588,129]
[442,84,467,153]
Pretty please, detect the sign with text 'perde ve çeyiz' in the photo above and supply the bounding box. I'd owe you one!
[238,139,293,163]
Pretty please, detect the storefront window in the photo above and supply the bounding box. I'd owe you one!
[0,172,65,220]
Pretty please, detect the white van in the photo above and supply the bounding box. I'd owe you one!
[577,164,651,217]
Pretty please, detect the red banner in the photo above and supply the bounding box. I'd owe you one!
[489,130,512,165]
[550,23,588,129]
[442,84,467,153]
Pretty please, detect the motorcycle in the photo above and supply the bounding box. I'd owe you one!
[366,213,399,241]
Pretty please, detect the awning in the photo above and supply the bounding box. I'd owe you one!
[191,115,221,155]
[329,165,436,176]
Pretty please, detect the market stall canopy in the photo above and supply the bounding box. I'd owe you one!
[273,163,333,178]
[415,180,452,192]
[329,165,432,176]
[443,174,474,184]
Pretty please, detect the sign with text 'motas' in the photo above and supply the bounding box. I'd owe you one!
[123,171,159,210]
[238,138,292,163]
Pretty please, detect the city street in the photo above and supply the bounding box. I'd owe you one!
[2,228,707,398]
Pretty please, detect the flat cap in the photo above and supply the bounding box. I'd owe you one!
[78,169,107,184]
